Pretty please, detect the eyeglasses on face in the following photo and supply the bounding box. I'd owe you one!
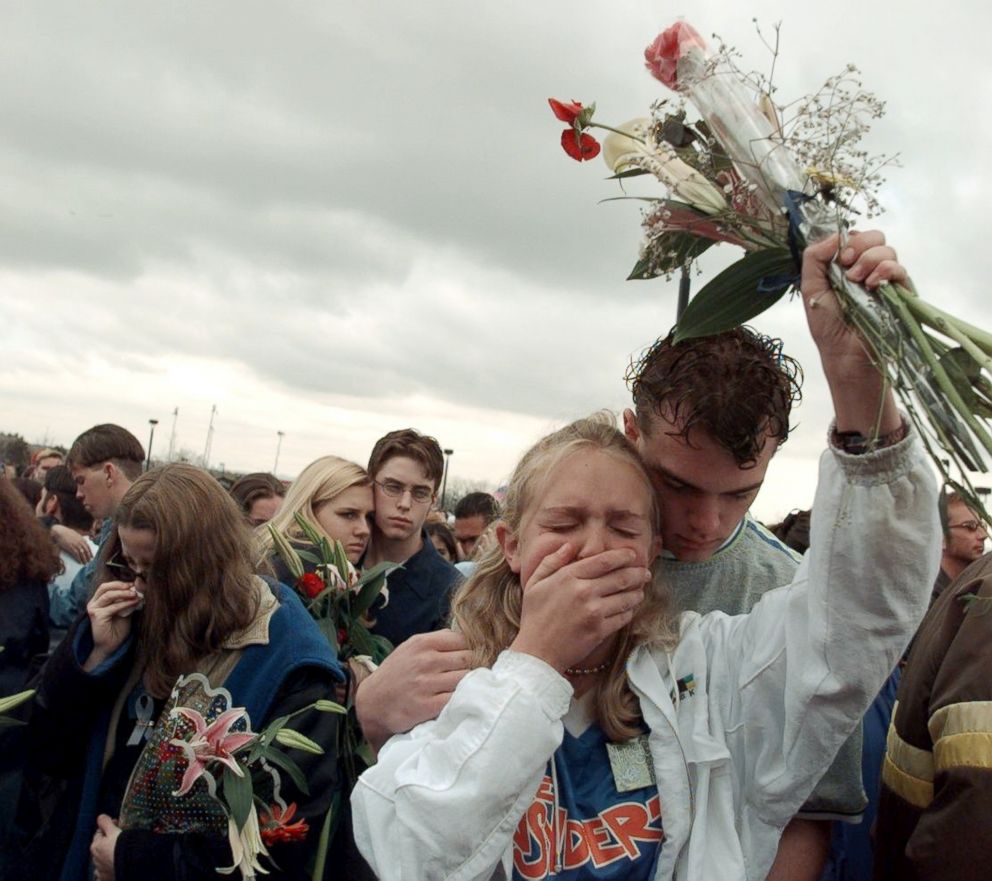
[948,520,988,534]
[106,551,150,583]
[375,479,434,504]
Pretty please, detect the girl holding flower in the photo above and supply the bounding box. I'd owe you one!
[21,464,342,881]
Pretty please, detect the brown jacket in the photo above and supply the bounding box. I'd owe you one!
[874,553,992,880]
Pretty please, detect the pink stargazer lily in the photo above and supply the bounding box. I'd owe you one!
[170,706,257,796]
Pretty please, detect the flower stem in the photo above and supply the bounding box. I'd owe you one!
[893,284,992,356]
[589,122,647,142]
[878,286,992,457]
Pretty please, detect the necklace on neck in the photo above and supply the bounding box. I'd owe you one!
[565,659,611,676]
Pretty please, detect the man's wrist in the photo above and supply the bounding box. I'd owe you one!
[831,417,909,455]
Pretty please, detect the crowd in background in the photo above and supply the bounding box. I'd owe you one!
[0,228,988,881]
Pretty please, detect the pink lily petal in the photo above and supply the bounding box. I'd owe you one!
[174,755,207,796]
[203,707,251,743]
[173,706,209,737]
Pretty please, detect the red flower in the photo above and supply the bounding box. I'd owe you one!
[560,129,600,162]
[337,627,348,646]
[548,98,584,124]
[296,572,325,599]
[644,21,706,90]
[259,802,309,846]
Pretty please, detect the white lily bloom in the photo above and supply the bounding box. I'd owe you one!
[602,118,727,216]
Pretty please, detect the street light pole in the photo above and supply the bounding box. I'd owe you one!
[145,419,159,472]
[441,448,454,510]
[274,431,285,474]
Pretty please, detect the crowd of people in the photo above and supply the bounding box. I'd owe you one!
[0,230,987,881]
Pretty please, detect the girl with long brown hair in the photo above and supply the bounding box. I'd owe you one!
[21,464,343,881]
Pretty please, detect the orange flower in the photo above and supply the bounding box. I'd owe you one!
[259,802,310,846]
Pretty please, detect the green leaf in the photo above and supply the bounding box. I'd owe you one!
[368,634,394,665]
[315,615,340,655]
[354,738,377,769]
[674,248,797,342]
[310,794,340,881]
[0,717,27,728]
[630,232,715,280]
[938,347,992,418]
[261,744,310,795]
[222,764,253,831]
[295,548,321,565]
[605,168,652,181]
[352,564,402,617]
[274,727,325,755]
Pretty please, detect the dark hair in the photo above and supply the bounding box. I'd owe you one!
[67,424,145,480]
[11,477,42,510]
[768,509,811,555]
[367,429,445,490]
[625,326,803,468]
[229,472,286,516]
[454,491,500,524]
[43,465,94,532]
[425,521,459,562]
[101,464,260,698]
[0,479,60,591]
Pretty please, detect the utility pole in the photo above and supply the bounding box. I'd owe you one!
[167,407,179,461]
[441,448,454,510]
[274,431,285,474]
[203,405,217,469]
[145,418,159,472]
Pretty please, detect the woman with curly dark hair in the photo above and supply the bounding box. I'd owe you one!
[0,477,58,866]
[0,477,57,695]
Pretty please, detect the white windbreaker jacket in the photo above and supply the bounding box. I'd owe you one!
[352,435,940,880]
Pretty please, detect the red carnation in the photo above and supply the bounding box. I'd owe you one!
[644,21,706,90]
[548,98,584,124]
[259,802,309,846]
[560,129,600,162]
[296,572,325,599]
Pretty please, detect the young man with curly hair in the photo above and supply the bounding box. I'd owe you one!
[355,234,910,881]
[623,327,863,881]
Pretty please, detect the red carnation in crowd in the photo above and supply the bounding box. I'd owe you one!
[259,802,309,846]
[296,572,325,599]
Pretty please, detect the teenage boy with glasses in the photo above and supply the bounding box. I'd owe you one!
[363,429,461,647]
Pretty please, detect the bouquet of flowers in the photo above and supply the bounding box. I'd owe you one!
[552,21,992,517]
[119,672,344,881]
[268,515,401,784]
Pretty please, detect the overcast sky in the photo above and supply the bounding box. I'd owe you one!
[2,0,990,522]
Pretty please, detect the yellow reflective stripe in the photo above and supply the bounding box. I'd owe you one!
[882,753,933,808]
[887,705,934,782]
[882,706,935,809]
[934,732,992,773]
[929,701,992,742]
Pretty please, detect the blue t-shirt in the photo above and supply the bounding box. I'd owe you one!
[513,723,663,880]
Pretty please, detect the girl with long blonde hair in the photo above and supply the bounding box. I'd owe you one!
[353,405,937,880]
[256,455,373,569]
